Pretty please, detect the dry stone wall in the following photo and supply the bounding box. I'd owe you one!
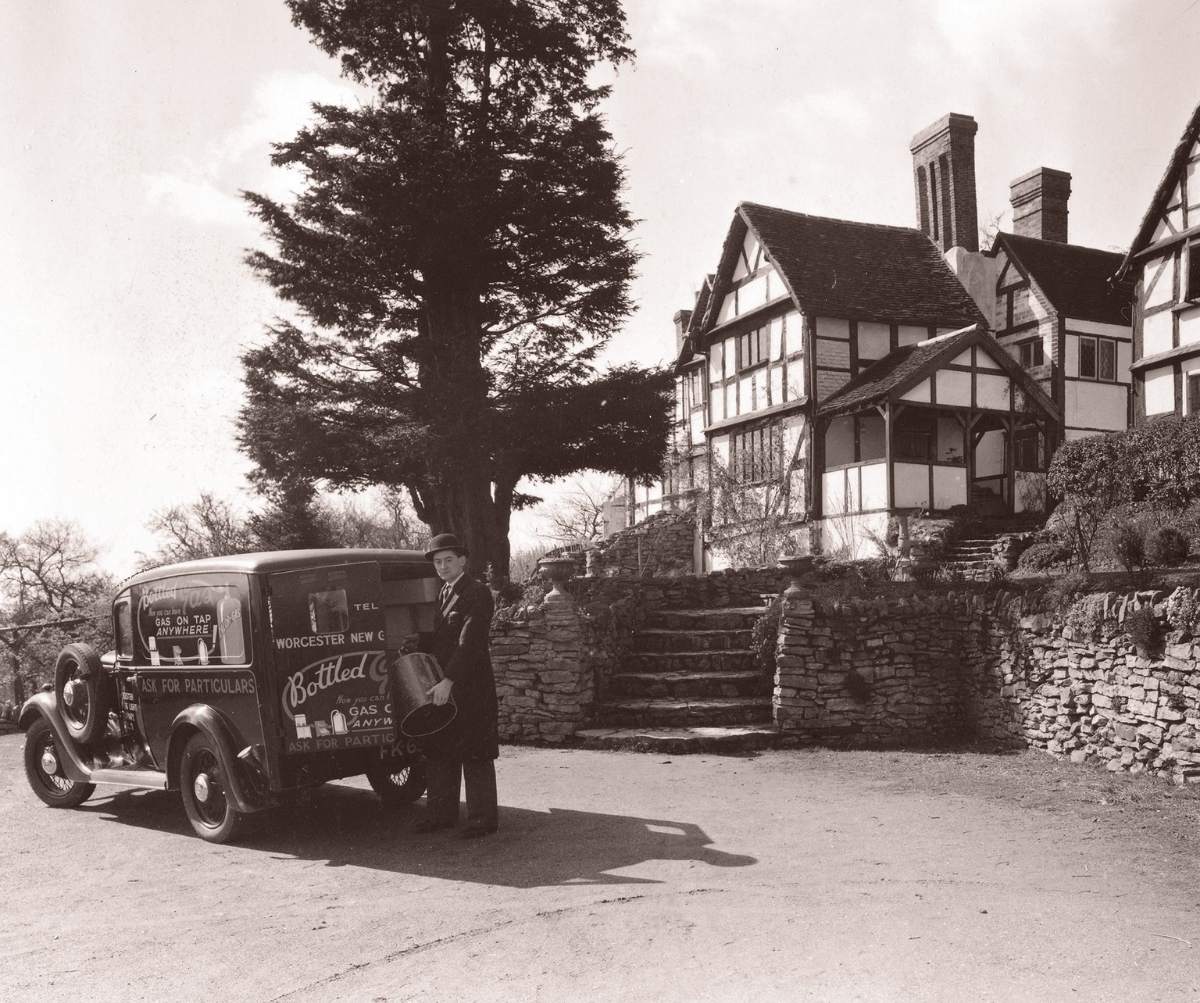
[491,593,592,743]
[774,583,1200,784]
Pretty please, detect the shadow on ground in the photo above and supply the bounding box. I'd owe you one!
[78,784,756,887]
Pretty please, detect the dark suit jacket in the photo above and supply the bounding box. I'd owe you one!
[421,574,498,761]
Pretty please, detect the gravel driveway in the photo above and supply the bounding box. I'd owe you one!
[2,733,1198,1001]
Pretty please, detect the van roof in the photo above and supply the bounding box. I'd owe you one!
[122,548,432,589]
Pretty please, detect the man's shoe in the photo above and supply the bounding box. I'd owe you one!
[459,822,498,839]
[412,817,455,834]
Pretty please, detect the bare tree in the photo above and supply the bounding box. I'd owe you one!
[142,492,257,567]
[0,521,113,706]
[319,489,423,551]
[546,477,620,546]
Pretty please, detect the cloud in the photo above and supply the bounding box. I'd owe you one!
[142,70,359,227]
[143,171,248,228]
[784,90,872,138]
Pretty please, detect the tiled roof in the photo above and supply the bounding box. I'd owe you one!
[736,202,987,328]
[1118,100,1200,277]
[996,233,1132,326]
[818,325,1059,421]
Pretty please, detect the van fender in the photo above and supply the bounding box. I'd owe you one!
[165,704,266,815]
[18,692,94,784]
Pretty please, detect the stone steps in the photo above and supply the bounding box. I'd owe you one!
[632,627,754,653]
[607,669,770,699]
[620,650,759,673]
[644,607,767,631]
[575,724,782,755]
[596,696,773,727]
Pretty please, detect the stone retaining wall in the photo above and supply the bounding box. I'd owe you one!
[491,593,592,743]
[774,583,1200,784]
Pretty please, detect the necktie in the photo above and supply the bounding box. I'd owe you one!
[440,584,452,614]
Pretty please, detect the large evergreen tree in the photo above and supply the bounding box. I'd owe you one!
[240,0,672,577]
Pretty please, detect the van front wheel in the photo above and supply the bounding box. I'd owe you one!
[179,733,245,843]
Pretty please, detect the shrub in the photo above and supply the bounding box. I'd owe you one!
[1107,516,1148,574]
[1048,568,1090,610]
[1124,606,1162,655]
[1017,541,1072,573]
[1147,526,1190,566]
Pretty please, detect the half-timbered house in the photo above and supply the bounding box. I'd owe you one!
[632,200,1059,566]
[1114,101,1200,420]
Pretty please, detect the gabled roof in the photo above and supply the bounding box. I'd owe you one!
[818,325,1060,421]
[992,232,1132,326]
[1117,100,1200,278]
[700,202,986,332]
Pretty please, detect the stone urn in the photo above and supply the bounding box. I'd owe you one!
[778,555,815,596]
[538,556,578,598]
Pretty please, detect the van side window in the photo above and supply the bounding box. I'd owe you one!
[114,595,134,658]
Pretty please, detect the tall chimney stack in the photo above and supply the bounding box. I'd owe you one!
[1010,167,1071,243]
[673,309,693,353]
[909,113,979,253]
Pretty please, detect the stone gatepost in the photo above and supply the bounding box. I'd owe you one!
[773,556,817,733]
[492,575,594,744]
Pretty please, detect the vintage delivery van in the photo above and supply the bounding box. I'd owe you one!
[19,549,444,842]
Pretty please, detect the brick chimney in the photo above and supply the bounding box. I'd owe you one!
[673,308,692,353]
[1010,167,1071,243]
[910,113,979,253]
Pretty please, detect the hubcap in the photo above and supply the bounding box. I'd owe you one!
[62,681,77,707]
[40,746,59,775]
[194,772,211,804]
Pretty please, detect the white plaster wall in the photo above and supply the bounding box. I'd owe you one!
[976,373,1011,410]
[898,325,927,346]
[936,369,971,406]
[690,412,704,441]
[1065,381,1127,431]
[895,462,929,508]
[1119,341,1133,379]
[784,311,804,355]
[858,321,890,359]
[816,316,850,341]
[1179,306,1200,348]
[861,462,888,509]
[770,365,783,405]
[902,378,931,403]
[1144,256,1175,310]
[932,466,966,509]
[823,469,847,514]
[709,341,723,384]
[1065,334,1079,376]
[1065,319,1131,339]
[725,383,736,419]
[769,316,784,359]
[819,510,889,559]
[1144,309,1174,357]
[711,388,725,422]
[975,348,1001,371]
[1145,365,1175,415]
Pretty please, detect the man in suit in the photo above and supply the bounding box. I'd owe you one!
[415,532,499,838]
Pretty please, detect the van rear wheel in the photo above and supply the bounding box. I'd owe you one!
[179,733,245,843]
[366,760,426,807]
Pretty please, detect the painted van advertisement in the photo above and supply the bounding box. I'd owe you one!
[134,574,251,666]
[268,562,396,754]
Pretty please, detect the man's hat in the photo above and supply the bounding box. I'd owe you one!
[424,532,469,561]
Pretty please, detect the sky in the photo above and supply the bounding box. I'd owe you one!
[2,0,1198,575]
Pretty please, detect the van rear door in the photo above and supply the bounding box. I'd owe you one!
[267,562,395,755]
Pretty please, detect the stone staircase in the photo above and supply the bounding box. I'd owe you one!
[577,605,780,753]
[938,516,1041,580]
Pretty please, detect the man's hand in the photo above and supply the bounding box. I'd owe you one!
[399,633,421,654]
[427,677,454,706]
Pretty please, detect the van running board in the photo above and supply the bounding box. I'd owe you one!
[87,768,168,789]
